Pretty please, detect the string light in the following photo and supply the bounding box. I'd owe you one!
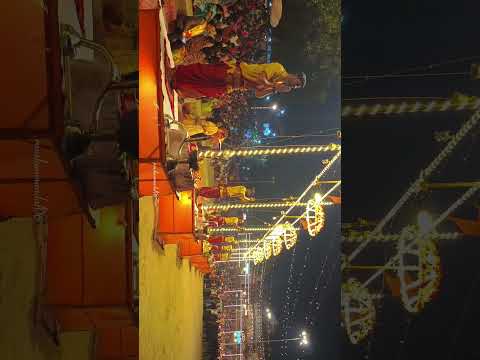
[198,144,341,159]
[202,201,315,211]
[342,231,461,243]
[342,97,480,118]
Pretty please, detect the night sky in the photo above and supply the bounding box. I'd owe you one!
[343,1,480,359]
[244,1,342,359]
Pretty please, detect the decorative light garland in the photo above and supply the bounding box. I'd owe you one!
[209,227,269,233]
[263,240,273,260]
[305,199,326,237]
[270,235,284,256]
[341,278,376,344]
[282,223,298,250]
[397,229,441,313]
[198,144,341,159]
[202,201,319,211]
[253,247,265,265]
[342,97,480,118]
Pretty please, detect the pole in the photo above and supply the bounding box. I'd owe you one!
[422,181,480,190]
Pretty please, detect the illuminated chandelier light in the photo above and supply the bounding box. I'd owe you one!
[263,239,273,260]
[341,278,376,344]
[253,247,265,265]
[271,236,283,256]
[397,234,441,313]
[281,222,298,250]
[305,198,326,237]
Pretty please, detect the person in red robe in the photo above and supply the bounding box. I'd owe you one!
[170,62,306,99]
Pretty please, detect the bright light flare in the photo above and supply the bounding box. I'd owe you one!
[272,103,278,110]
[417,210,433,233]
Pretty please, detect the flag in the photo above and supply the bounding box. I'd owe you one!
[384,271,415,297]
[329,195,341,204]
[384,271,400,297]
[449,216,480,236]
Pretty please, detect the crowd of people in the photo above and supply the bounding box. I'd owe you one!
[202,264,248,359]
[170,0,270,65]
[167,0,305,151]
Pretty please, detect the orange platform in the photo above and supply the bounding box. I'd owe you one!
[139,8,172,198]
[138,7,210,273]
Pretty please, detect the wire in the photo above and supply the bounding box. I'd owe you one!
[343,71,468,80]
[343,54,480,86]
[343,96,448,102]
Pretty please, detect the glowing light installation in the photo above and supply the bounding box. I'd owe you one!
[282,223,298,250]
[341,278,376,344]
[198,144,341,159]
[342,97,480,118]
[253,247,265,265]
[397,231,441,313]
[263,240,273,260]
[305,199,326,237]
[271,235,283,256]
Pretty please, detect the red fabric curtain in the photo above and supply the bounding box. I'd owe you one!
[74,0,85,34]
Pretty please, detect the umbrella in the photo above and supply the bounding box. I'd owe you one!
[270,0,283,28]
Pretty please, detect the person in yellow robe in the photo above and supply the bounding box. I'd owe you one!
[224,185,255,202]
[181,115,219,137]
[197,185,255,202]
[172,61,306,99]
[224,217,241,226]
